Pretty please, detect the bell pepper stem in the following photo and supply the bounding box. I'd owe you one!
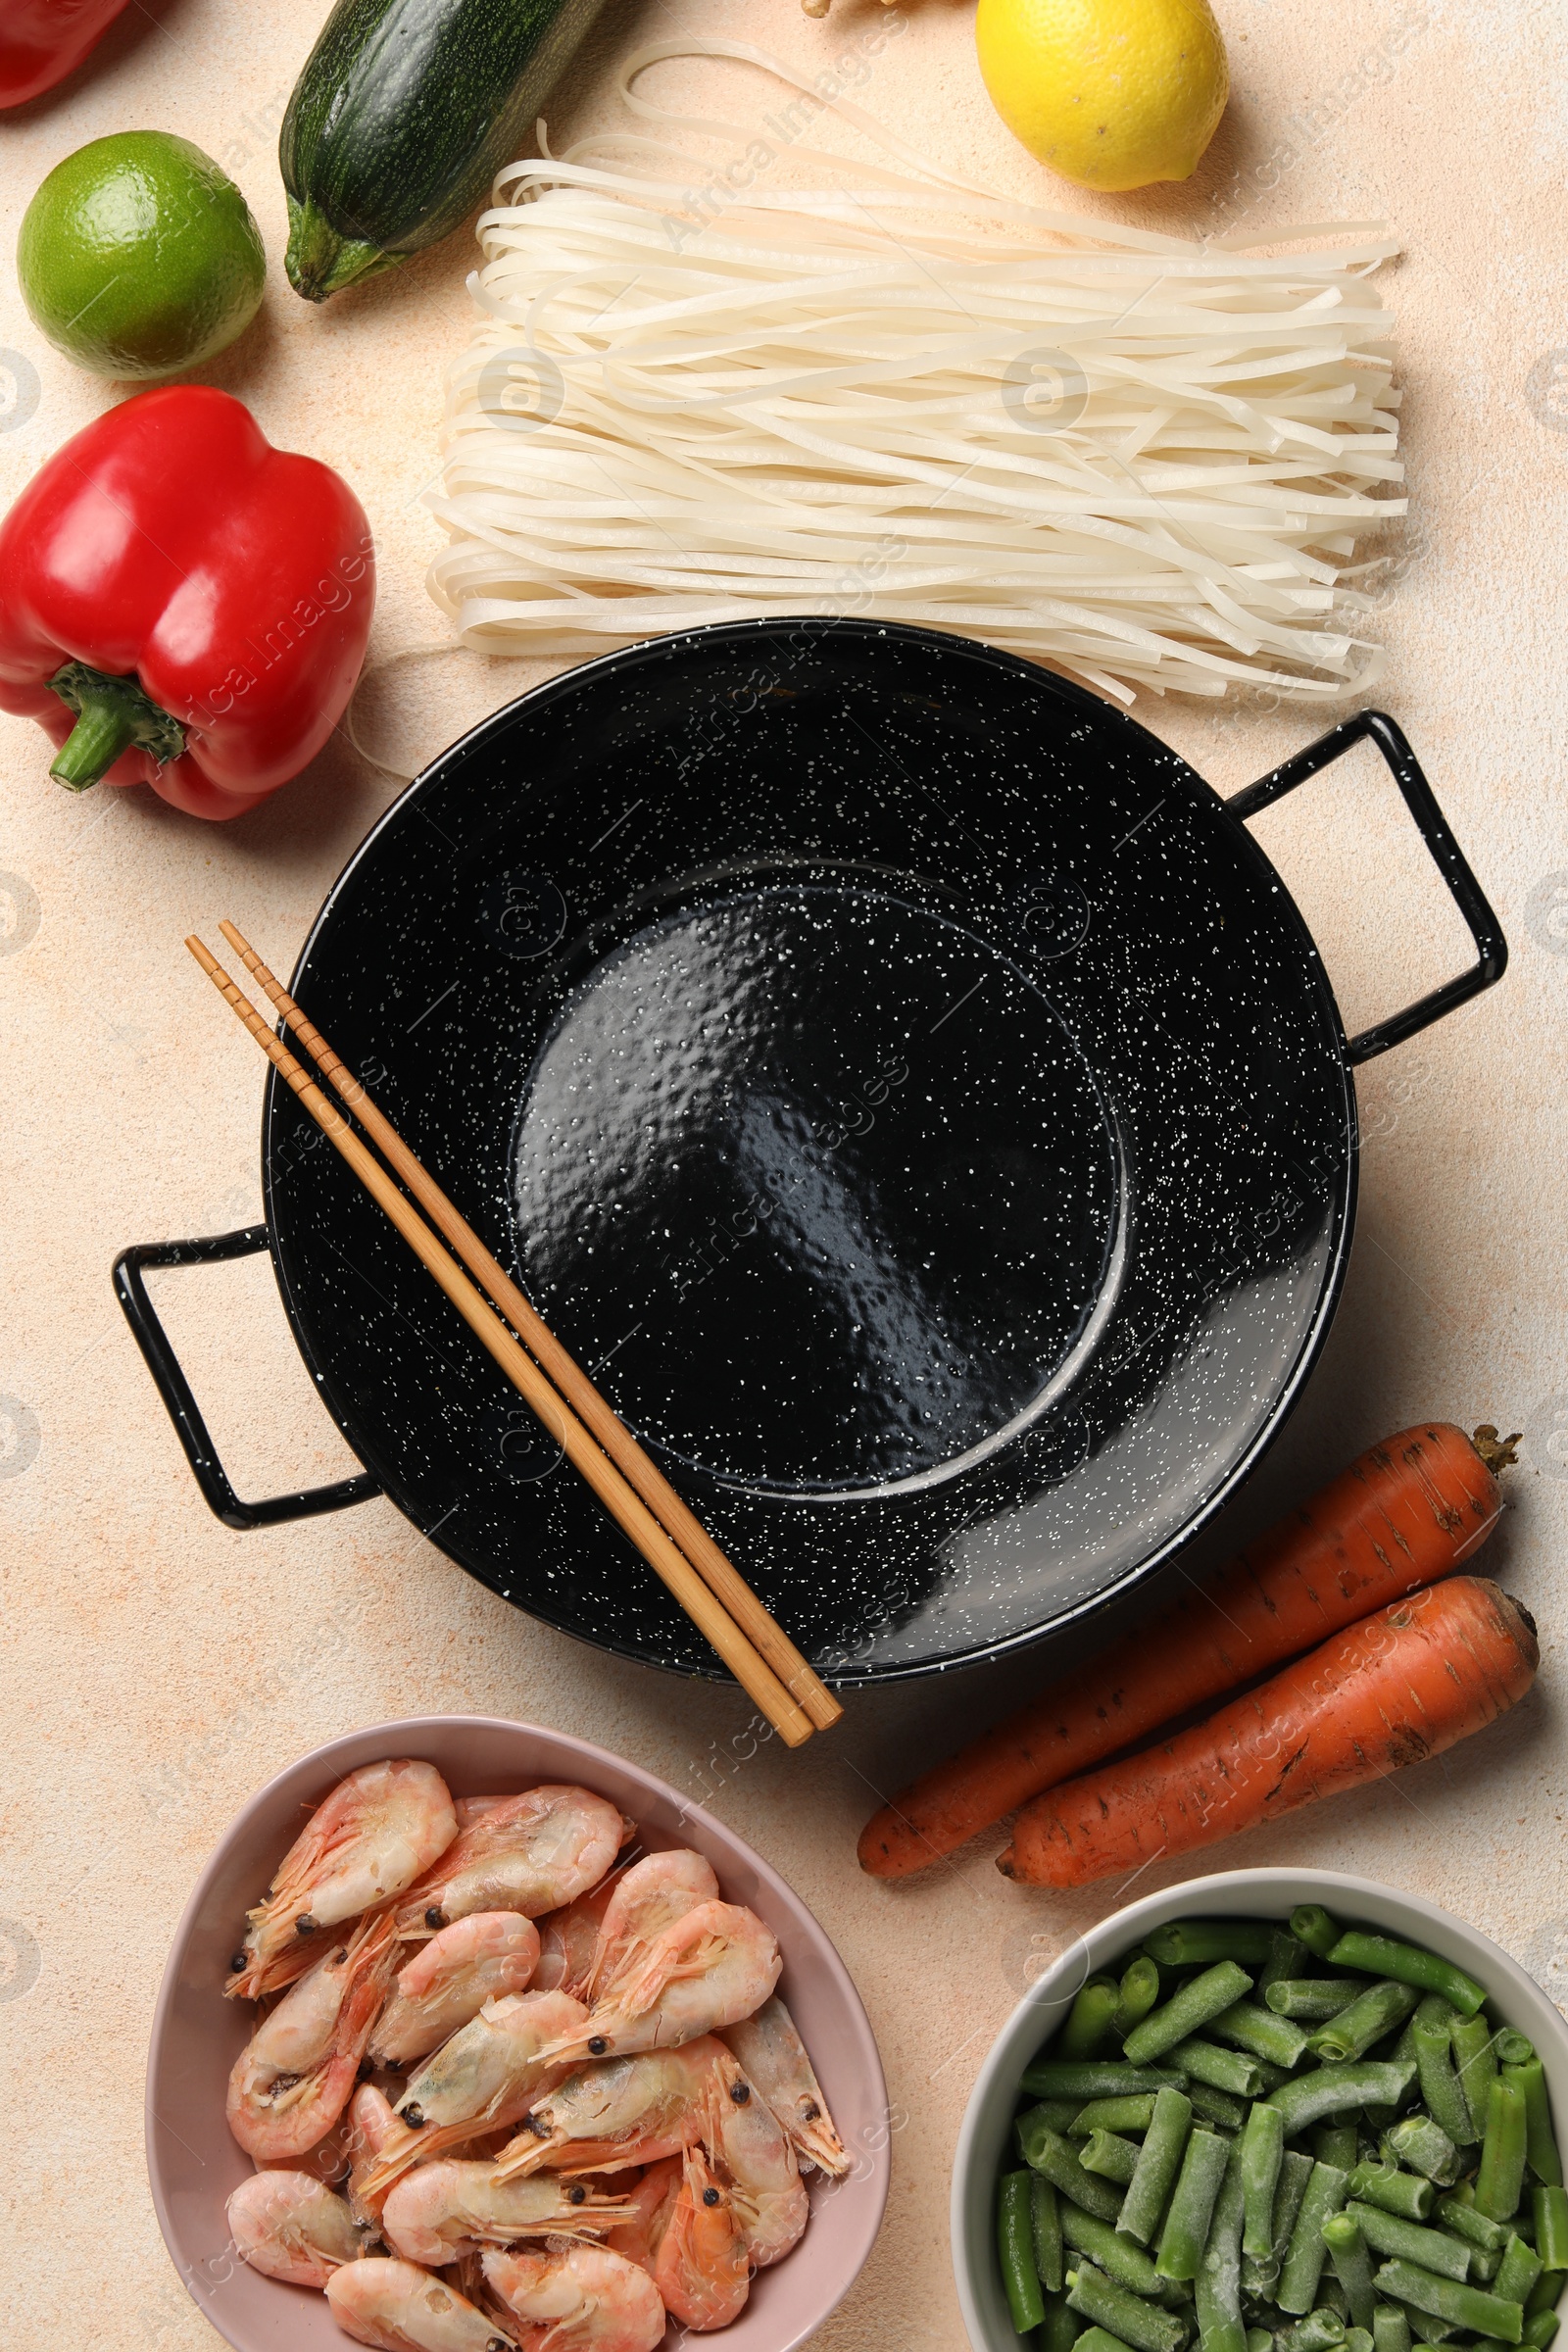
[46,662,185,792]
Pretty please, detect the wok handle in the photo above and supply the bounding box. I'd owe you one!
[112,1226,382,1530]
[1229,709,1507,1063]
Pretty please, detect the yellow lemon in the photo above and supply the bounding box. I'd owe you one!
[976,0,1229,192]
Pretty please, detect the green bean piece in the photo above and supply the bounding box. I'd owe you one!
[1066,1978,1131,2061]
[1115,1959,1165,2042]
[1528,2273,1566,2319]
[1315,2127,1361,2174]
[1247,2331,1274,2352]
[1325,1935,1488,2020]
[1279,2162,1352,2314]
[1498,2237,1546,2308]
[1372,2305,1412,2352]
[1408,1997,1476,2149]
[1383,2117,1462,2187]
[1269,1980,1378,2021]
[1371,2257,1526,2341]
[1033,2175,1066,2294]
[1001,2170,1049,2334]
[1478,2079,1532,2223]
[1438,2195,1512,2253]
[1293,1907,1345,1961]
[1144,1924,1278,1971]
[1325,2214,1379,2330]
[1078,2097,1159,2138]
[1246,2148,1316,2295]
[1028,2063,1194,2101]
[1310,1984,1422,2067]
[1270,2064,1419,2138]
[1032,2099,1101,2138]
[1041,2294,1086,2352]
[1498,2034,1539,2067]
[1023,2107,1109,2172]
[1473,2246,1507,2282]
[1084,2132,1144,2186]
[1195,2132,1248,2352]
[1537,2194,1568,2275]
[1349,2163,1435,2223]
[1165,2040,1266,2100]
[1345,2331,1375,2352]
[1155,2129,1234,2284]
[1282,2309,1348,2352]
[1526,2315,1562,2352]
[1122,2088,1198,2246]
[1510,2063,1565,2190]
[1061,2203,1184,2298]
[1067,2264,1191,2352]
[1403,2319,1460,2346]
[1126,1968,1259,2068]
[1260,1931,1315,1997]
[1242,2101,1287,2258]
[1347,2202,1473,2282]
[1188,2082,1250,2132]
[1069,2328,1137,2352]
[1209,1999,1312,2072]
[1453,2015,1502,2141]
[1030,2128,1133,2223]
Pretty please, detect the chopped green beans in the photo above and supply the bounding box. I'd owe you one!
[1156,2130,1233,2282]
[1001,2170,1048,2333]
[1292,1907,1345,1961]
[1384,2117,1462,2187]
[1248,2332,1274,2352]
[1310,1984,1422,2066]
[1260,1932,1315,1998]
[1347,2202,1473,2282]
[1024,2126,1129,2224]
[1195,2134,1248,2352]
[1208,1999,1311,2072]
[1115,1959,1164,2042]
[1325,2215,1378,2330]
[1122,2087,1197,2246]
[1028,2063,1192,2100]
[1498,2034,1539,2068]
[1143,1923,1276,1970]
[1282,2309,1348,2352]
[1326,1935,1488,2020]
[1187,2082,1250,2132]
[1062,2204,1180,2298]
[1511,2063,1565,2190]
[1538,2192,1568,2275]
[1269,2063,1418,2137]
[1126,1967,1257,2068]
[1278,2162,1351,2314]
[1035,2176,1066,2292]
[1478,2078,1531,2222]
[1166,2039,1266,2100]
[1032,2099,1098,2140]
[1348,2162,1435,2223]
[1345,2331,1374,2352]
[1242,2101,1287,2259]
[1527,2273,1566,2319]
[1438,2197,1512,2254]
[1496,2236,1545,2309]
[1371,2259,1525,2341]
[1064,1978,1127,2060]
[1411,1998,1476,2150]
[1084,2132,1144,2185]
[1071,2328,1134,2352]
[1315,2127,1361,2175]
[1247,2150,1317,2297]
[1041,2296,1086,2352]
[1077,2096,1159,2138]
[1067,2265,1191,2352]
[1526,2315,1562,2352]
[1454,2015,1501,2141]
[1269,1981,1377,2022]
[1373,2305,1412,2352]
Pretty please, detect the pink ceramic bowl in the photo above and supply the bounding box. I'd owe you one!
[147,1716,889,2352]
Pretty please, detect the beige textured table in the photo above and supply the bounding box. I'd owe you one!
[3,2,1567,2345]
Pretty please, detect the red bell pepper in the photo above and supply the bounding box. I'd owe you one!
[0,386,375,821]
[1,0,131,108]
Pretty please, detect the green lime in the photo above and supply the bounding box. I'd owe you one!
[17,130,266,380]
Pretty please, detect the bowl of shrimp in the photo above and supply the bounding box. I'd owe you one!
[147,1717,888,2352]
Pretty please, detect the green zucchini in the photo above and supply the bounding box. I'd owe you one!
[280,0,611,301]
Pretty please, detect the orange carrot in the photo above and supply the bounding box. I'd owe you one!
[858,1423,1516,1879]
[996,1575,1538,1887]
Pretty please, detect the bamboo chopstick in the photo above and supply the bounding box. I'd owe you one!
[217,919,842,1738]
[186,936,815,1749]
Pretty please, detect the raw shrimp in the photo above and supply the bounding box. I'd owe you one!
[226,2169,364,2288]
[326,2256,516,2351]
[533,1877,621,1999]
[228,1759,457,2000]
[587,1850,718,2001]
[480,2245,665,2352]
[493,2036,733,2180]
[226,1912,398,2162]
[654,2144,751,2330]
[604,2156,681,2274]
[370,1913,541,2066]
[361,1990,589,2196]
[381,2161,628,2267]
[392,1788,629,1938]
[707,2055,808,2268]
[720,1994,850,2176]
[547,1901,780,2063]
[347,2082,402,2228]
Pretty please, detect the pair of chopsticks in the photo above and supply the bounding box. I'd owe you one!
[187,924,842,1750]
